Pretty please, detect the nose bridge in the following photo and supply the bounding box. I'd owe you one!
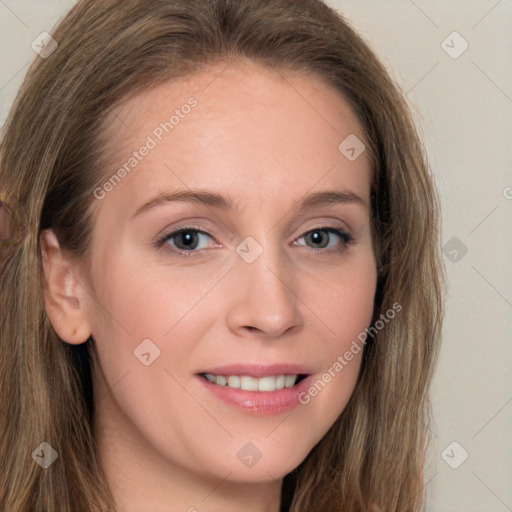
[228,234,302,337]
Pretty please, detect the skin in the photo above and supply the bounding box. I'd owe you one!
[41,60,377,512]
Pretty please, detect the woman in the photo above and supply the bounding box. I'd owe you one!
[0,1,445,510]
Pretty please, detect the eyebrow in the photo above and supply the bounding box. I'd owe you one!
[131,188,368,219]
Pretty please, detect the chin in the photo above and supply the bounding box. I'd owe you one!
[208,441,313,484]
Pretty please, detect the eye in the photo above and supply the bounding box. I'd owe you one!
[155,227,216,256]
[154,226,354,257]
[295,227,353,253]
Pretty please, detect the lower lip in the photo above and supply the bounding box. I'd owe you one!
[197,375,312,415]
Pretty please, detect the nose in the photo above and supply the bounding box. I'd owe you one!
[226,243,303,339]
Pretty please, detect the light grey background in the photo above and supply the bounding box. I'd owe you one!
[1,1,511,511]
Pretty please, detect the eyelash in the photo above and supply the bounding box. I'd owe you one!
[153,225,355,257]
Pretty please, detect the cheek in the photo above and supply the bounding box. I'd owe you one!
[88,248,188,341]
[84,250,172,391]
[286,251,376,425]
[86,248,218,404]
[307,251,378,347]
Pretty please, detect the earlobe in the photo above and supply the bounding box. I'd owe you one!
[40,229,91,345]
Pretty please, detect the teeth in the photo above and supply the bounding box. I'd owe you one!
[203,373,299,392]
[227,375,241,388]
[284,375,296,388]
[275,375,285,390]
[258,376,276,392]
[240,376,259,391]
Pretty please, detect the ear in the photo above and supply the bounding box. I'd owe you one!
[40,229,92,345]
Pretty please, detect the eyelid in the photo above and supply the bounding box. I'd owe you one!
[154,222,354,256]
[154,225,219,249]
[294,226,354,251]
[156,218,352,242]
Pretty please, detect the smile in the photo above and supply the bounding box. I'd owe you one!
[201,373,307,392]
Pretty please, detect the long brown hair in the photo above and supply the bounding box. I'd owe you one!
[0,1,445,510]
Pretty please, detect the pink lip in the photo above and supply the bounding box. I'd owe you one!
[197,363,312,378]
[196,364,313,415]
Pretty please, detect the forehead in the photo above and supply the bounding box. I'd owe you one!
[96,59,372,216]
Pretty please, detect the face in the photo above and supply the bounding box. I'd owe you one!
[79,60,377,484]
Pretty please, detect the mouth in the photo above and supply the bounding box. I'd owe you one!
[199,372,308,392]
[195,365,313,415]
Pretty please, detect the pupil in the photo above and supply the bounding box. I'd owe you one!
[178,231,197,249]
[309,230,327,248]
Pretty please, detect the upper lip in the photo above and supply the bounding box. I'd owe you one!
[197,363,313,378]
